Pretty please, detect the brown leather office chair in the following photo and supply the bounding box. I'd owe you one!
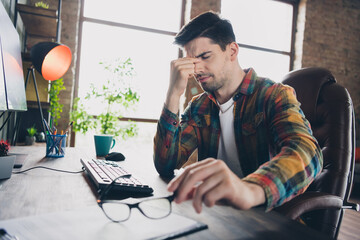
[274,67,359,239]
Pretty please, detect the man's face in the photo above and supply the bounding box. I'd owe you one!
[184,37,232,93]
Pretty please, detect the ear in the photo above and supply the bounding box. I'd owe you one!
[228,42,239,61]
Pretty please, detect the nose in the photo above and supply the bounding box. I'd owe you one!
[194,60,204,75]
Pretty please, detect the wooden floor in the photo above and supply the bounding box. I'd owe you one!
[338,196,360,240]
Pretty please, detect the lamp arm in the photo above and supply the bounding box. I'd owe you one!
[30,67,47,140]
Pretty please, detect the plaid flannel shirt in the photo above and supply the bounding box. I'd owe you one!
[153,68,323,210]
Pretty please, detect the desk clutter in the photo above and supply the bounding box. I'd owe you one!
[45,134,66,158]
[0,147,332,240]
[0,205,207,240]
[0,156,207,239]
[42,119,73,158]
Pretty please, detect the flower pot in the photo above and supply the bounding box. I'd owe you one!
[25,136,36,145]
[36,132,46,142]
[0,155,15,179]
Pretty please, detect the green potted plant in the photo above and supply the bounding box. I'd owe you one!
[25,126,38,145]
[48,78,65,128]
[34,1,49,9]
[0,140,15,179]
[70,58,140,142]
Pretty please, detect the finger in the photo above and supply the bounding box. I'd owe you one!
[184,186,196,201]
[171,58,201,81]
[177,57,200,63]
[172,58,200,73]
[167,158,215,193]
[202,181,232,208]
[192,170,224,213]
[176,65,197,77]
[167,171,186,192]
[170,64,196,82]
[175,159,220,203]
[172,57,200,68]
[172,62,198,76]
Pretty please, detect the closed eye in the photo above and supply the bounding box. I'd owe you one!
[195,51,211,60]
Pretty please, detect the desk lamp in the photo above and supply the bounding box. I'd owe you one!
[15,42,72,143]
[30,42,72,81]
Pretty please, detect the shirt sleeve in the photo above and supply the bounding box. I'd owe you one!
[242,84,323,211]
[153,104,198,177]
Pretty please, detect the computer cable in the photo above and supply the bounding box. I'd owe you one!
[13,166,85,174]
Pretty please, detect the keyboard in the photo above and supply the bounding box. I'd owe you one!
[80,158,153,194]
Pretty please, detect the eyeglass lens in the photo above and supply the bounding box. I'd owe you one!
[102,202,131,222]
[138,198,172,219]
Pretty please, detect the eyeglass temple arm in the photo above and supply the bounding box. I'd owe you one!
[168,190,178,202]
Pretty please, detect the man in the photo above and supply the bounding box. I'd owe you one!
[153,11,322,213]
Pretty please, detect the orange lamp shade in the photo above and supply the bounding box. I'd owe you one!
[30,42,72,81]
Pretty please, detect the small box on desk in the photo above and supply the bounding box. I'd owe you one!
[0,155,15,179]
[46,134,66,158]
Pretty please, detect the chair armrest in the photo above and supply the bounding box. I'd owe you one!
[273,192,343,220]
[343,201,360,211]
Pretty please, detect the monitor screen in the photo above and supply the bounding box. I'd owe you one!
[0,2,27,112]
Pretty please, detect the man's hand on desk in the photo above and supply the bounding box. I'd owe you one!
[167,158,266,213]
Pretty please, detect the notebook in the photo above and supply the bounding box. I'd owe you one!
[0,205,208,239]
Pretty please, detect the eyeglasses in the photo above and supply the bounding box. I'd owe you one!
[97,175,175,222]
[0,228,19,240]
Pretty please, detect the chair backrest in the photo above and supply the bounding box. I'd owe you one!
[281,67,356,237]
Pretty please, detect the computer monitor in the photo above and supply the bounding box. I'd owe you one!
[0,2,27,112]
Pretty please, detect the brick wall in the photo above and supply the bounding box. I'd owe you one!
[300,0,360,136]
[28,0,80,132]
[56,0,80,132]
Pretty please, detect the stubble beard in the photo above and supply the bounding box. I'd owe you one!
[197,74,224,93]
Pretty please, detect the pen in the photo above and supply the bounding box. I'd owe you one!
[64,121,74,135]
[43,118,52,135]
[59,132,63,155]
[52,126,57,135]
[50,116,54,130]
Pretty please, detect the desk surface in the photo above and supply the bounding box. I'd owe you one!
[0,146,329,239]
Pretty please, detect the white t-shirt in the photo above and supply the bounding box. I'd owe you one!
[217,98,243,178]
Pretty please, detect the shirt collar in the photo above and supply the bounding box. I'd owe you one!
[206,68,258,104]
[234,68,257,97]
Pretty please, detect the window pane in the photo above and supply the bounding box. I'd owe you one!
[221,0,293,52]
[84,0,182,32]
[238,47,290,82]
[78,22,178,119]
[75,122,157,154]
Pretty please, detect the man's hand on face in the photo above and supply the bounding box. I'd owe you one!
[165,58,200,113]
[169,57,200,97]
[167,158,266,213]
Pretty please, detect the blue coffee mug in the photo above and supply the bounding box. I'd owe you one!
[94,135,116,157]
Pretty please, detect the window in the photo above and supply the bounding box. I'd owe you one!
[221,0,295,81]
[75,0,183,147]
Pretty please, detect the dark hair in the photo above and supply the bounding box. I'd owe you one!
[174,11,236,51]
